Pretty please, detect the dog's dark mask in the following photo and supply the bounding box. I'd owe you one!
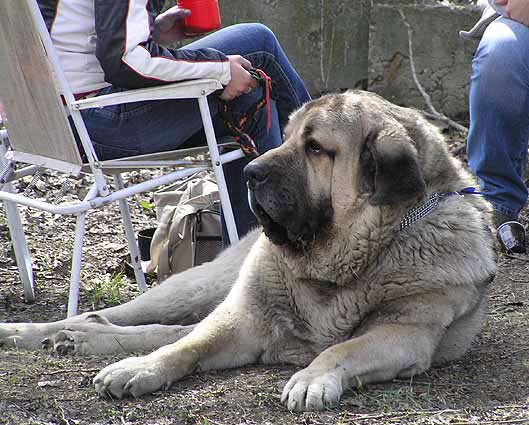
[244,154,332,246]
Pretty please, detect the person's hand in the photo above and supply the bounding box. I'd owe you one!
[152,6,191,44]
[219,55,259,101]
[495,0,529,26]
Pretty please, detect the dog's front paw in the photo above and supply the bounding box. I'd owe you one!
[93,355,168,399]
[281,367,343,412]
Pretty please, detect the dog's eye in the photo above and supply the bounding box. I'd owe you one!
[308,140,322,154]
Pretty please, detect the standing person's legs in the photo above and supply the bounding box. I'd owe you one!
[467,17,529,227]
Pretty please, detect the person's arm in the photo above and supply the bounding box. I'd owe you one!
[94,0,231,89]
[150,5,259,100]
[493,0,529,25]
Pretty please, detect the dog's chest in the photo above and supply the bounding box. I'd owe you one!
[249,242,375,363]
[257,271,372,353]
[292,279,371,342]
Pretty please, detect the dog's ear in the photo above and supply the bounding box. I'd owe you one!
[360,130,425,205]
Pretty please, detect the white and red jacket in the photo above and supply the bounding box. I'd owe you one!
[37,0,231,95]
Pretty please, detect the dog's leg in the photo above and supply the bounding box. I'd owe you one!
[0,230,259,351]
[0,313,196,355]
[93,285,264,399]
[280,290,480,412]
[433,294,487,364]
[42,314,196,355]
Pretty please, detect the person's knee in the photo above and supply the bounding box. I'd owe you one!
[244,23,276,39]
[233,23,278,51]
[475,19,527,87]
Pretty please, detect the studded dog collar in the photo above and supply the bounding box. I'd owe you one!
[399,187,482,231]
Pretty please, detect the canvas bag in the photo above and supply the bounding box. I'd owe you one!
[147,170,222,281]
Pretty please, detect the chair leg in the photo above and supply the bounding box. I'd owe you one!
[113,174,148,293]
[0,136,35,302]
[197,96,239,244]
[67,211,86,317]
[2,186,35,303]
[66,182,100,318]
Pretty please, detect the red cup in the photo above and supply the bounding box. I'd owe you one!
[177,0,221,35]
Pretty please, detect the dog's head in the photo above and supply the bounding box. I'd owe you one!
[245,90,453,248]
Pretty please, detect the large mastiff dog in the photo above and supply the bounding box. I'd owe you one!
[0,91,496,411]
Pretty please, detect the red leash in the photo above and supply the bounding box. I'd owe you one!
[253,68,272,132]
[219,68,274,157]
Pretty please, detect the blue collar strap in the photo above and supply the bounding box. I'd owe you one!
[399,187,482,231]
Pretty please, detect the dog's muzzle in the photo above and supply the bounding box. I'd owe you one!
[245,161,291,245]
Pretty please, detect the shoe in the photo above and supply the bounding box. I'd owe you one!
[496,221,527,254]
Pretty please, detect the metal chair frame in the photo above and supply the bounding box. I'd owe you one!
[0,0,242,317]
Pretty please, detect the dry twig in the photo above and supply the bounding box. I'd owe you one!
[398,8,468,134]
[45,368,100,376]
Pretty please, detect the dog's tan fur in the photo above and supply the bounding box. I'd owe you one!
[0,91,496,411]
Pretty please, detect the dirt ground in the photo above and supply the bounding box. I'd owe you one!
[0,128,528,425]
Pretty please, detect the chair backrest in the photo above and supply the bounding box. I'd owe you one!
[0,0,82,174]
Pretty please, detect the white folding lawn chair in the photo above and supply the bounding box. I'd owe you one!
[0,0,243,317]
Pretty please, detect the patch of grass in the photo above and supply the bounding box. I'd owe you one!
[139,199,154,213]
[86,272,128,307]
[100,405,125,419]
[355,384,430,413]
[171,409,208,425]
[378,387,422,411]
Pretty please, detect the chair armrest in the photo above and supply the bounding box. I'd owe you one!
[71,79,223,111]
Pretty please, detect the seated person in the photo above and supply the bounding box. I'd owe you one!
[37,0,311,241]
[464,0,528,253]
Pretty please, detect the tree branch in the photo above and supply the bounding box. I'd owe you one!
[398,9,468,134]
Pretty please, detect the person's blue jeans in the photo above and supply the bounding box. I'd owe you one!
[81,23,311,240]
[467,17,529,221]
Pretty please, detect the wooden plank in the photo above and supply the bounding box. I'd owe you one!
[0,0,82,170]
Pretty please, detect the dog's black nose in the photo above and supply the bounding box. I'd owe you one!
[244,161,269,183]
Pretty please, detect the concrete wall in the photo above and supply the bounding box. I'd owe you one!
[368,2,481,119]
[219,0,371,95]
[170,0,483,117]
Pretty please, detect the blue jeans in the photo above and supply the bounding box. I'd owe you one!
[467,17,529,220]
[81,23,311,239]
